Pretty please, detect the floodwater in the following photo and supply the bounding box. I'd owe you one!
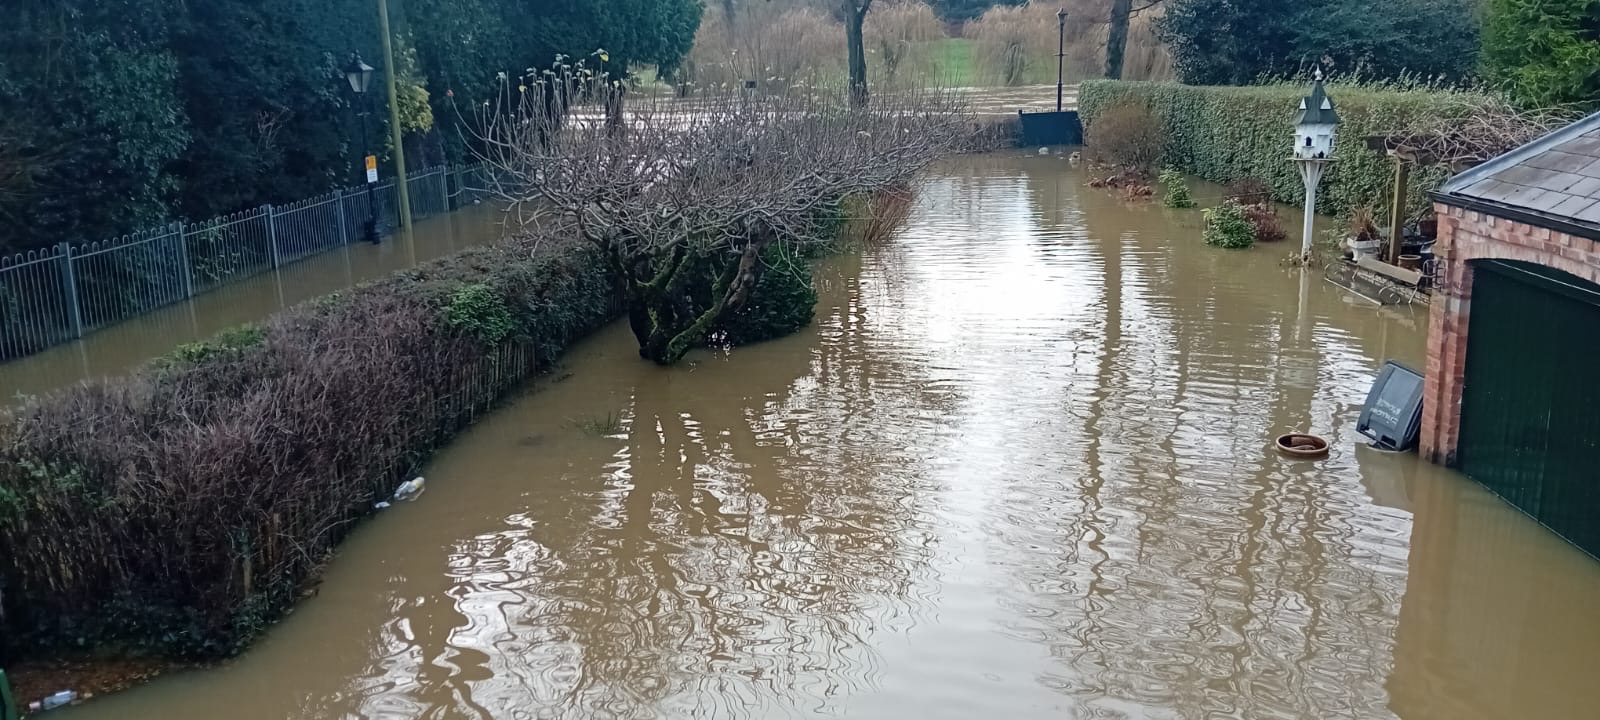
[0,203,507,401]
[59,154,1600,719]
[954,84,1080,115]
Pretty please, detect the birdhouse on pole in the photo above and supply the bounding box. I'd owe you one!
[1293,76,1341,160]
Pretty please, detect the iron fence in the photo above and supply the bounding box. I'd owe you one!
[0,164,494,362]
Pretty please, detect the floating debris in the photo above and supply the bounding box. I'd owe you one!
[393,477,425,501]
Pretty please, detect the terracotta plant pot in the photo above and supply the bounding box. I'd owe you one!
[1275,433,1330,460]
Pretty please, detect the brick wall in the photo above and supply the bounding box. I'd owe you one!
[1421,202,1600,464]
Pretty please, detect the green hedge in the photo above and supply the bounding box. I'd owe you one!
[1079,80,1487,221]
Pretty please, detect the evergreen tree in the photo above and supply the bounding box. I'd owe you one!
[1482,0,1600,110]
[928,0,1022,23]
[0,0,705,252]
[0,1,190,251]
[1158,0,1480,86]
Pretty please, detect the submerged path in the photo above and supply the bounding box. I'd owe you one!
[0,204,505,401]
[56,154,1600,720]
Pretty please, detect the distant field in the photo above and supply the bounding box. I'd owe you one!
[633,37,1078,95]
[931,38,977,87]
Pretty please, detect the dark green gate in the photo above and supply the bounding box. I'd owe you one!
[1458,259,1600,559]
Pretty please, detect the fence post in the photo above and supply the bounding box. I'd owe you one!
[448,165,459,211]
[335,189,349,246]
[266,204,280,269]
[174,221,194,299]
[439,167,449,216]
[57,242,84,339]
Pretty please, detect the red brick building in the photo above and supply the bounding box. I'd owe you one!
[1422,112,1600,555]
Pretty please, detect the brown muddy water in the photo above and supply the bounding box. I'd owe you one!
[54,154,1600,719]
[0,203,507,401]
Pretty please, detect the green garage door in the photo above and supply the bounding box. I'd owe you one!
[1458,259,1600,559]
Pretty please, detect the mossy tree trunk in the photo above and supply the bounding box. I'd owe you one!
[614,229,775,366]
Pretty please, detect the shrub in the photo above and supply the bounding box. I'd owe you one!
[0,233,620,662]
[170,324,266,365]
[1241,202,1288,243]
[1160,167,1196,208]
[1080,80,1497,219]
[1203,201,1256,249]
[444,283,516,345]
[841,187,917,248]
[1350,205,1382,241]
[864,1,948,85]
[682,6,844,89]
[1226,176,1273,205]
[1085,99,1164,175]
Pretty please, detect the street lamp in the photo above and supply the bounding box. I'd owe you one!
[1056,8,1069,112]
[1292,71,1340,261]
[345,53,382,244]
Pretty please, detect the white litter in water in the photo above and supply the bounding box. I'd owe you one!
[393,477,426,501]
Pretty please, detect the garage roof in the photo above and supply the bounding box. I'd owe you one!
[1438,111,1600,239]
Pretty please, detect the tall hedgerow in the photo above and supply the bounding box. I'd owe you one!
[1080,80,1494,220]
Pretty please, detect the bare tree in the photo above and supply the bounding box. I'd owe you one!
[474,72,966,365]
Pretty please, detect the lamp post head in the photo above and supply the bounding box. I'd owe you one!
[1058,7,1068,22]
[344,54,376,95]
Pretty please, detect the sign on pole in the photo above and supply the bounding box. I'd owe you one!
[365,155,378,185]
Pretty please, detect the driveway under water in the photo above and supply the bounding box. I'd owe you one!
[57,153,1600,719]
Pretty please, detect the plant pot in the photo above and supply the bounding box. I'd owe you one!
[1275,433,1330,460]
[1398,254,1422,271]
[1347,236,1383,260]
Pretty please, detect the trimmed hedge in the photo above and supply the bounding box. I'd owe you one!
[0,210,870,663]
[1079,80,1487,220]
[0,231,621,661]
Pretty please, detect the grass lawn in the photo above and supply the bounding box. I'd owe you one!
[930,38,977,87]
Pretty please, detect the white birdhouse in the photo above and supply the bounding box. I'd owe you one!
[1293,78,1341,161]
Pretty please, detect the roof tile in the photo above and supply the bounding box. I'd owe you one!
[1441,112,1600,234]
[1566,176,1600,198]
[1575,203,1600,224]
[1548,196,1599,218]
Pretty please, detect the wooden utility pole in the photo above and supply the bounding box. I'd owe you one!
[379,0,412,230]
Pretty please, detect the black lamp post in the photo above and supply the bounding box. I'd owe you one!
[1056,8,1068,113]
[344,54,381,244]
